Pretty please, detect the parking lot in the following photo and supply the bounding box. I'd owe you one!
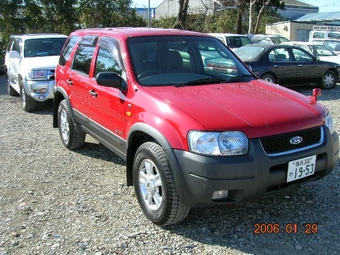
[0,74,340,255]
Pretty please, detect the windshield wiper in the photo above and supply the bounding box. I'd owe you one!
[174,78,226,87]
[227,74,253,82]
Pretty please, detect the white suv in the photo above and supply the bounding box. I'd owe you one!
[5,33,67,111]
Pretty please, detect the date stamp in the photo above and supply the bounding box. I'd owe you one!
[253,223,318,234]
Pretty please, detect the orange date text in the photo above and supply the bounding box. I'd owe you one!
[253,223,318,234]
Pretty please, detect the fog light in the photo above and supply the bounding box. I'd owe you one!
[38,95,46,100]
[212,190,229,200]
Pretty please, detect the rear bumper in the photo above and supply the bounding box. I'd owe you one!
[168,126,339,207]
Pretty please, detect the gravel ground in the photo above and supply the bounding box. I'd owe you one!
[0,74,340,255]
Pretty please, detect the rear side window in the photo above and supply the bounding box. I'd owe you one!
[59,35,79,66]
[72,36,97,75]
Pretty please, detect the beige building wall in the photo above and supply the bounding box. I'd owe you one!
[266,21,315,42]
[156,0,215,20]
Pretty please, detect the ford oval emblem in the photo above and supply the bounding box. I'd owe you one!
[290,136,303,145]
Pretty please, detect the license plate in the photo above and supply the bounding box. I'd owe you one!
[287,155,316,182]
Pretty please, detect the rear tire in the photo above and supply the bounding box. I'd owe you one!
[58,99,85,150]
[21,83,37,112]
[320,70,337,89]
[8,78,18,96]
[133,142,190,226]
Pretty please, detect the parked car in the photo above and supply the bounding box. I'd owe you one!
[53,27,338,226]
[208,33,252,49]
[234,44,340,89]
[249,34,290,44]
[5,33,67,111]
[309,26,340,42]
[282,41,340,65]
[0,50,5,75]
[310,38,340,55]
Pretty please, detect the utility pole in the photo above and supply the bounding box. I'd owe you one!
[148,0,151,27]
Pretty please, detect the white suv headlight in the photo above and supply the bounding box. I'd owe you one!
[28,70,48,79]
[188,130,248,156]
[325,112,335,135]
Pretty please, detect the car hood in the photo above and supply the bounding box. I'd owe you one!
[319,56,340,65]
[21,56,60,70]
[143,80,326,138]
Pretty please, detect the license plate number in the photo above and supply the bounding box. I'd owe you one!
[287,155,316,182]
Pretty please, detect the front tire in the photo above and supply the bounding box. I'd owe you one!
[58,99,85,150]
[133,142,190,226]
[261,73,276,84]
[320,70,337,89]
[21,84,36,112]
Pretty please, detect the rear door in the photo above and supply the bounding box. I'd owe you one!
[66,35,97,121]
[268,47,296,82]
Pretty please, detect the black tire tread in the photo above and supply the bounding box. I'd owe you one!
[134,142,190,226]
[58,100,85,150]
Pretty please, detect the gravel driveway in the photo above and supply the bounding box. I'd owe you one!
[0,74,339,255]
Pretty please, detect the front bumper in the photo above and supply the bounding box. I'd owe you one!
[24,79,55,102]
[167,126,339,208]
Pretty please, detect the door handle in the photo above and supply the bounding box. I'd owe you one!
[89,89,98,98]
[298,64,303,67]
[66,79,73,85]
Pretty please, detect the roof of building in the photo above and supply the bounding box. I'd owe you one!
[295,12,340,22]
[283,0,318,9]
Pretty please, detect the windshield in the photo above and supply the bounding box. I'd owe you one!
[127,36,253,86]
[24,38,66,57]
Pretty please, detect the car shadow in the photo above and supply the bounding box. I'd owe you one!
[161,177,338,254]
[73,139,125,166]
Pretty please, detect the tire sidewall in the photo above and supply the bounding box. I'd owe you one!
[58,100,71,148]
[133,144,169,224]
[322,70,337,89]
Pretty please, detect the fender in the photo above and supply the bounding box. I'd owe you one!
[52,86,79,131]
[126,122,190,204]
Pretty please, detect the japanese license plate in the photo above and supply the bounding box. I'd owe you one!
[287,155,316,182]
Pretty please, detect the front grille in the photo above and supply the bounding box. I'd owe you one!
[260,127,322,156]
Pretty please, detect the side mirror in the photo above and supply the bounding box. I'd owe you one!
[96,72,127,92]
[9,51,20,59]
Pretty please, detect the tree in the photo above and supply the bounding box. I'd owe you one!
[38,0,78,34]
[78,0,145,28]
[173,0,190,29]
[253,0,284,33]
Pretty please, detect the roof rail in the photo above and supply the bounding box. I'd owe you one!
[312,25,340,31]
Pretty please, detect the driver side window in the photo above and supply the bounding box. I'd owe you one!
[94,47,121,77]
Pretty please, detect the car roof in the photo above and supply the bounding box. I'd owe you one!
[70,27,208,39]
[241,44,298,50]
[282,41,321,46]
[10,33,68,40]
[208,33,249,37]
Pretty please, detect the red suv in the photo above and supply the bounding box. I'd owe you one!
[53,27,339,226]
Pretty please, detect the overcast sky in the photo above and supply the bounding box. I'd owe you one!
[132,0,340,13]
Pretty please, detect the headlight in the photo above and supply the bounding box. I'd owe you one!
[188,130,248,156]
[28,70,48,79]
[325,112,335,135]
